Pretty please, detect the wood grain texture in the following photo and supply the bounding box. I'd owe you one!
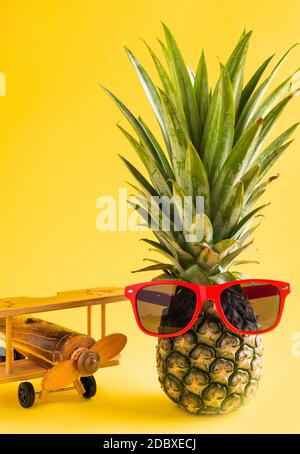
[5,317,13,374]
[0,357,120,384]
[0,316,95,369]
[0,359,46,383]
[0,287,125,317]
[73,378,85,395]
[41,359,79,391]
[0,317,122,368]
[101,304,106,338]
[87,305,92,336]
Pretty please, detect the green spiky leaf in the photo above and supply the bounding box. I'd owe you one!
[181,264,210,284]
[119,155,158,196]
[214,181,244,241]
[143,40,177,109]
[202,63,235,182]
[226,30,252,111]
[132,263,175,273]
[249,94,295,164]
[220,240,254,269]
[256,123,299,166]
[241,164,261,201]
[184,141,210,215]
[197,244,220,270]
[213,239,237,257]
[231,203,269,237]
[140,238,170,254]
[162,23,202,150]
[117,125,171,196]
[237,54,274,118]
[235,44,298,140]
[231,260,259,266]
[210,271,238,283]
[257,140,294,179]
[138,117,175,179]
[125,46,171,152]
[237,221,262,244]
[212,118,263,214]
[102,86,171,183]
[194,51,209,132]
[251,69,300,125]
[159,89,188,186]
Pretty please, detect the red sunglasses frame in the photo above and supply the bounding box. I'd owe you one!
[125,279,291,338]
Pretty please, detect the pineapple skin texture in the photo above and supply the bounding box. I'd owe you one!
[156,305,263,415]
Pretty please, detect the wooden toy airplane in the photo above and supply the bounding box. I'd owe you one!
[0,287,126,407]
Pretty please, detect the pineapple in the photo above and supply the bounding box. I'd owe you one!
[103,25,299,414]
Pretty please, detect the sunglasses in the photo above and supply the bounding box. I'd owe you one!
[125,279,290,337]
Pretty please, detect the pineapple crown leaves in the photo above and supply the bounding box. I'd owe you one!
[102,25,299,284]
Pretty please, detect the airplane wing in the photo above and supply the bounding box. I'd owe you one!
[0,287,125,317]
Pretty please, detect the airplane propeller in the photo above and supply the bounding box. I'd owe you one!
[41,333,127,392]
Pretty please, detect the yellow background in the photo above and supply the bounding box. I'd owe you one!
[0,0,299,434]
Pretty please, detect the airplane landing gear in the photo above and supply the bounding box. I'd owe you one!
[16,375,97,407]
[18,382,35,408]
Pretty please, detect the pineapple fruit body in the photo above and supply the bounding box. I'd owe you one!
[105,24,298,415]
[157,307,263,415]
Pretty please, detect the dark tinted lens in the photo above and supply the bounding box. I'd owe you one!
[220,282,280,332]
[136,284,197,335]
